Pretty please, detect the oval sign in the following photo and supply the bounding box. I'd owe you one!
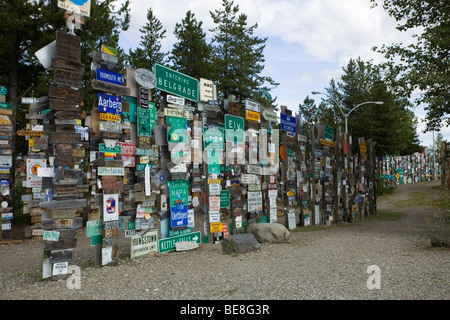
[134,68,156,89]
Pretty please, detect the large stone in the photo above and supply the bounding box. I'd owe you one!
[430,230,449,247]
[222,233,261,254]
[247,223,290,244]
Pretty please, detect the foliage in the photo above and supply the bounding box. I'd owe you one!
[209,0,278,107]
[169,10,212,81]
[371,0,450,132]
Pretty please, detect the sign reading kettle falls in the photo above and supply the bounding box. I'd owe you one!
[154,63,198,102]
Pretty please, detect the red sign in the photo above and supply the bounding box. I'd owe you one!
[222,223,230,238]
[117,142,135,167]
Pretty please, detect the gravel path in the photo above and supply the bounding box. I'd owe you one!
[0,180,448,304]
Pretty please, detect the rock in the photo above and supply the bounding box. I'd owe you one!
[247,223,290,244]
[222,233,261,254]
[430,231,449,247]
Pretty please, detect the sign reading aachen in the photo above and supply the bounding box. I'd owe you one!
[154,63,198,102]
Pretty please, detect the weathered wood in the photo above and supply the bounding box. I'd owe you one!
[55,123,75,132]
[50,58,84,73]
[54,156,75,166]
[49,249,73,263]
[53,69,82,88]
[40,199,87,210]
[55,143,74,155]
[41,217,83,229]
[91,79,130,96]
[49,209,77,219]
[49,99,82,112]
[44,237,77,251]
[48,86,83,102]
[49,132,81,144]
[54,110,84,120]
[55,31,81,63]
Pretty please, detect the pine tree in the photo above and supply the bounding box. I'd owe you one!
[126,7,166,71]
[209,0,278,105]
[169,11,212,80]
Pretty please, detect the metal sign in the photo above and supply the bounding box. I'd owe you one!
[131,230,158,259]
[22,97,39,104]
[262,109,278,123]
[57,0,91,17]
[167,94,185,106]
[245,100,261,112]
[225,114,245,143]
[134,68,156,89]
[155,63,198,102]
[245,109,261,123]
[199,78,215,102]
[158,231,201,254]
[98,93,122,115]
[96,68,123,86]
[280,113,297,133]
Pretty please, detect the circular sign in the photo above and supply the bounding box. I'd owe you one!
[1,201,8,208]
[134,68,156,89]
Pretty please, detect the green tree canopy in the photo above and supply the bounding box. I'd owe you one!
[371,0,450,132]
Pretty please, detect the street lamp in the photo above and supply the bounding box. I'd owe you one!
[311,91,383,134]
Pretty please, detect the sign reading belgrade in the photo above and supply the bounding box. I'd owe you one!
[154,63,198,102]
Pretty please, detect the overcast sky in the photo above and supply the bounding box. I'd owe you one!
[117,0,448,148]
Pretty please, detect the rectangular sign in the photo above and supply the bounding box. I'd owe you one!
[155,63,198,102]
[131,230,158,259]
[247,191,263,212]
[245,100,261,112]
[245,109,260,123]
[225,114,245,143]
[99,112,120,122]
[58,0,91,17]
[164,108,190,119]
[98,93,122,115]
[280,113,297,133]
[96,68,123,86]
[97,167,124,176]
[158,231,201,254]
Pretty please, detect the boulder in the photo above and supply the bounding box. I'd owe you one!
[430,230,449,248]
[222,233,261,254]
[247,223,290,244]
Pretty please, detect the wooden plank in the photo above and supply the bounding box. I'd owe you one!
[55,31,81,63]
[49,132,81,144]
[50,209,77,219]
[44,237,77,251]
[54,110,84,120]
[40,199,86,210]
[91,79,130,96]
[55,123,75,132]
[48,86,83,102]
[49,249,73,263]
[49,98,82,112]
[41,217,83,229]
[50,58,84,73]
[54,156,74,166]
[53,69,82,88]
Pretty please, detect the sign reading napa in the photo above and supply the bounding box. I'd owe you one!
[57,0,91,17]
[98,93,122,115]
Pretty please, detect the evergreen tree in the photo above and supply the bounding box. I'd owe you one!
[209,0,278,105]
[126,7,166,71]
[169,10,212,80]
[371,0,450,132]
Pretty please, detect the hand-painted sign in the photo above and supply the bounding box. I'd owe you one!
[57,0,91,17]
[155,63,198,102]
[166,116,187,143]
[103,193,119,222]
[131,230,158,259]
[98,93,122,115]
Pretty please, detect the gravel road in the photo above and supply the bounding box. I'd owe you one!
[0,180,448,307]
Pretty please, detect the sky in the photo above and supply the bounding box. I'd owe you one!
[116,0,449,149]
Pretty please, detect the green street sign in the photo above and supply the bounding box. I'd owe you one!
[99,143,122,154]
[324,124,334,141]
[155,63,198,102]
[220,190,230,208]
[158,231,201,253]
[166,116,187,143]
[137,107,151,137]
[149,102,156,129]
[203,126,224,150]
[225,114,245,143]
[0,102,12,109]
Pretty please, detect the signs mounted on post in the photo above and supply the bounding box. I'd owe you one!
[280,113,297,133]
[225,114,244,143]
[167,180,189,228]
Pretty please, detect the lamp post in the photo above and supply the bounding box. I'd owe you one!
[311,91,383,134]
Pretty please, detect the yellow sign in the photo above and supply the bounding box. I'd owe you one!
[360,141,367,155]
[17,130,43,137]
[320,139,335,147]
[245,109,260,123]
[164,108,190,118]
[208,179,221,184]
[99,113,120,122]
[210,222,223,233]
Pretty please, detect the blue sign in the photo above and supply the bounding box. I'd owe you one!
[96,68,123,85]
[170,205,188,228]
[98,93,122,115]
[280,113,297,133]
